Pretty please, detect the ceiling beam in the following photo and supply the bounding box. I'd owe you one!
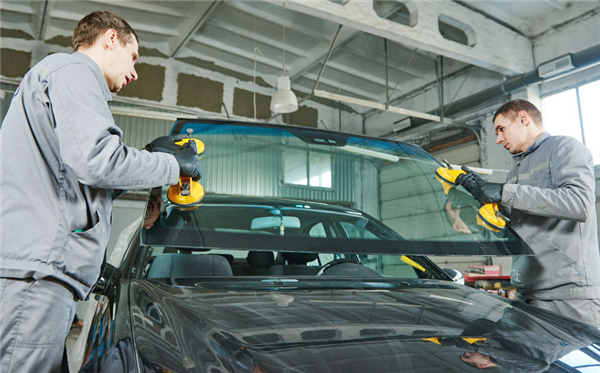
[340,43,425,79]
[290,26,362,82]
[189,35,285,70]
[170,0,221,58]
[543,0,569,12]
[205,18,310,58]
[227,1,331,43]
[36,0,51,40]
[275,0,534,75]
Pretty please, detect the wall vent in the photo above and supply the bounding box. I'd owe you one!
[537,54,574,79]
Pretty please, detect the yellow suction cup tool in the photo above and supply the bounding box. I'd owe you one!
[476,203,506,232]
[168,177,205,206]
[435,166,506,232]
[175,138,205,157]
[434,167,464,194]
[168,136,205,206]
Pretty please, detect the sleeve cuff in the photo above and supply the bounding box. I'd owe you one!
[165,154,180,185]
[501,183,517,206]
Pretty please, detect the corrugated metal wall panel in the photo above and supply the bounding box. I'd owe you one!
[355,161,380,219]
[379,160,448,240]
[192,132,368,207]
[113,115,173,149]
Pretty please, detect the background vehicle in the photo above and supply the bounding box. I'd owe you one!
[81,119,600,373]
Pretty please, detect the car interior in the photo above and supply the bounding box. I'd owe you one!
[140,245,427,280]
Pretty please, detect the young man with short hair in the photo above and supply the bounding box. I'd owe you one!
[457,99,600,326]
[0,11,199,372]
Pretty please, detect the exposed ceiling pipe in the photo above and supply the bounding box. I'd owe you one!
[400,43,600,132]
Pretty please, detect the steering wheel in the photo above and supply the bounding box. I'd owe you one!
[316,258,364,276]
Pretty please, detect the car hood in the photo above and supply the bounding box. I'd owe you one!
[128,278,600,373]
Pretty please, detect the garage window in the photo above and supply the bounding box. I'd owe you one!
[283,149,332,188]
[542,79,600,165]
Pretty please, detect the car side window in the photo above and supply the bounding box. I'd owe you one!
[309,223,327,238]
[340,222,379,239]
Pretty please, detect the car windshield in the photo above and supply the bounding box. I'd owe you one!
[141,119,532,257]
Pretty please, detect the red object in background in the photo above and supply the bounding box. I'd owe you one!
[463,265,510,282]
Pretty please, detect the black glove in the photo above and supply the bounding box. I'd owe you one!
[173,140,201,181]
[146,135,201,181]
[145,134,187,154]
[456,166,503,205]
[455,166,487,192]
[473,182,504,205]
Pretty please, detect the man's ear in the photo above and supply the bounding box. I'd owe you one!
[518,110,530,127]
[104,29,117,51]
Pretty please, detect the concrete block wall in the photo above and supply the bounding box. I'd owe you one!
[0,34,364,134]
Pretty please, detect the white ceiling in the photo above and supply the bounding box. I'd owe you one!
[1,0,598,116]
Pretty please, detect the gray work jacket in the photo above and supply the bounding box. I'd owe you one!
[0,52,179,299]
[501,132,600,300]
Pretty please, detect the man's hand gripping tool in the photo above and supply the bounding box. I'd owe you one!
[435,167,506,232]
[167,133,205,206]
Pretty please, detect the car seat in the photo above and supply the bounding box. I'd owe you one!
[276,252,320,275]
[147,253,233,278]
[245,251,284,276]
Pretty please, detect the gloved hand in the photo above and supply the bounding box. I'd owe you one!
[173,140,201,181]
[456,166,503,205]
[145,135,201,181]
[145,134,187,154]
[455,166,487,192]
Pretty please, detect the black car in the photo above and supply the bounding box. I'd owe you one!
[80,119,600,373]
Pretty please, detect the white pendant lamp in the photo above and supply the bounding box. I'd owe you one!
[270,75,298,114]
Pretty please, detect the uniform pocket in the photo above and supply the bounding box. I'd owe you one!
[519,236,584,290]
[56,210,111,290]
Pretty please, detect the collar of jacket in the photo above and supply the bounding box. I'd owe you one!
[72,51,112,102]
[511,132,551,161]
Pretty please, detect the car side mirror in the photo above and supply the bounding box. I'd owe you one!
[443,268,465,285]
[93,262,121,295]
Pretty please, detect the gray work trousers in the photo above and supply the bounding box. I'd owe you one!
[0,277,77,373]
[527,298,600,327]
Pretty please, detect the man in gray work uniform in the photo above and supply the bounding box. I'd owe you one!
[457,99,600,326]
[0,11,199,373]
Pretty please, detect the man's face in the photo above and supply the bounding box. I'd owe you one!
[105,35,139,93]
[493,112,530,155]
[461,351,496,369]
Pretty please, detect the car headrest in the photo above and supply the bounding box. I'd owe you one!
[148,254,233,278]
[282,252,319,265]
[247,251,275,268]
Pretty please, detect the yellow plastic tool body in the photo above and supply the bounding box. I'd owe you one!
[175,138,205,156]
[168,137,205,206]
[401,255,426,272]
[435,167,506,232]
[422,337,487,345]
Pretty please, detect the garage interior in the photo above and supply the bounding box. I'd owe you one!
[1,0,600,367]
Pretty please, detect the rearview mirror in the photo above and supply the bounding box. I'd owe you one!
[251,216,301,230]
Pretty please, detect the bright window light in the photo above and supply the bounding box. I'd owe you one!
[542,78,600,166]
[579,80,600,165]
[284,149,308,185]
[542,89,583,142]
[284,149,332,188]
[309,153,332,188]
